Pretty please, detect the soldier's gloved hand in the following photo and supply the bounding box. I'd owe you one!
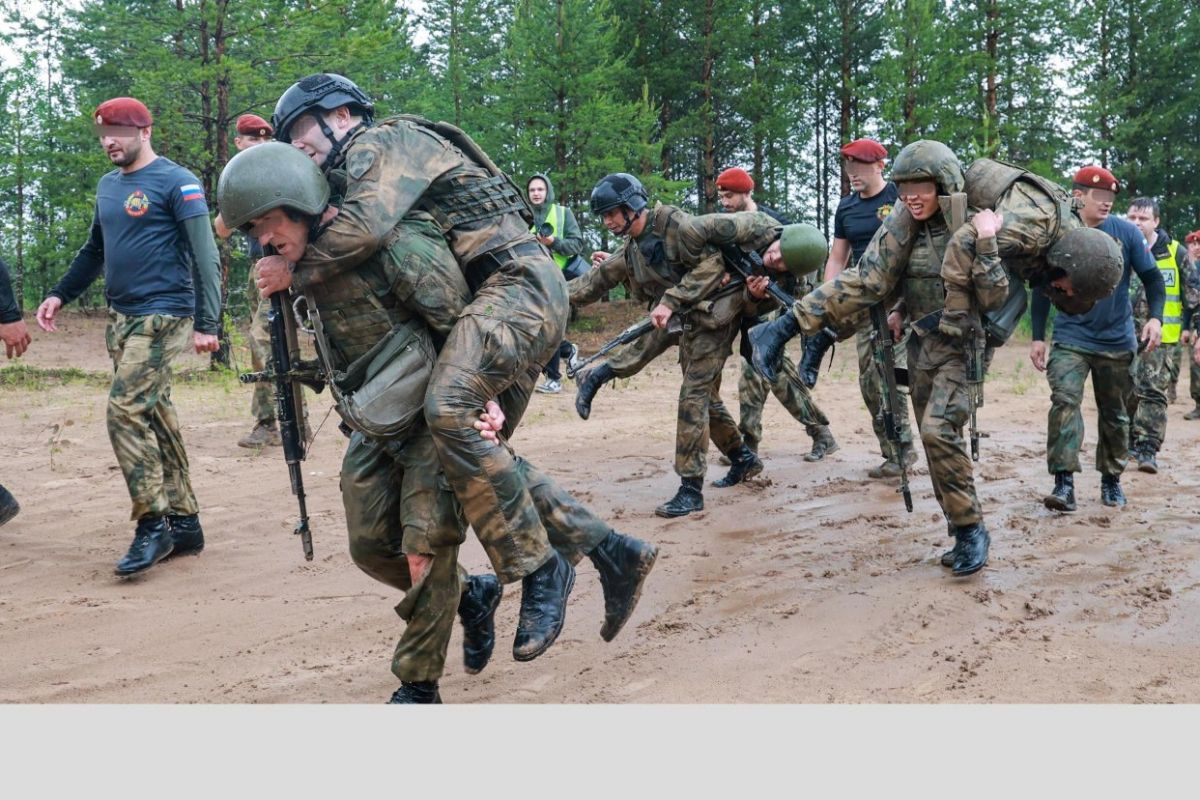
[938,309,970,338]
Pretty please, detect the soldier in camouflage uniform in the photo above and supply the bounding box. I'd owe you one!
[264,75,657,666]
[36,96,221,578]
[570,173,778,518]
[1124,198,1199,472]
[713,167,837,463]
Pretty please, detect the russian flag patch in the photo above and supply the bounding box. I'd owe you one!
[180,183,205,202]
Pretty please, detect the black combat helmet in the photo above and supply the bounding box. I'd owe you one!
[273,73,374,142]
[217,141,329,230]
[590,173,649,236]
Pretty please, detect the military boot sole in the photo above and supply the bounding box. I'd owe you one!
[1043,494,1077,512]
[654,498,704,518]
[940,548,957,568]
[1183,408,1200,420]
[1137,460,1158,475]
[512,568,576,663]
[952,556,988,577]
[165,541,205,558]
[114,542,176,577]
[600,543,659,643]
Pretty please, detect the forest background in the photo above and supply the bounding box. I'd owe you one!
[0,0,1195,362]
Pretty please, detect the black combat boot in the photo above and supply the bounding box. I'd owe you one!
[748,312,802,382]
[114,516,175,577]
[512,551,575,662]
[588,531,660,642]
[711,444,764,487]
[1100,474,1126,507]
[0,483,19,527]
[166,513,205,557]
[803,425,839,462]
[387,681,442,704]
[940,518,958,567]
[654,477,704,518]
[798,327,838,388]
[951,522,990,576]
[574,363,615,420]
[1043,472,1076,512]
[458,574,502,674]
[1133,442,1158,474]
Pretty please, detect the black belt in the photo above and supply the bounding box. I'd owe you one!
[464,240,550,293]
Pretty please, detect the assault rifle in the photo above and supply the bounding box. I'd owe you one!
[869,303,913,512]
[719,244,796,309]
[567,315,683,379]
[966,330,988,461]
[239,289,324,561]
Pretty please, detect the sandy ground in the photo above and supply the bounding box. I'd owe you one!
[2,305,1199,705]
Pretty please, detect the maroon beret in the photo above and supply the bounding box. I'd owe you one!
[840,138,887,163]
[1072,165,1120,194]
[1186,230,1200,245]
[94,97,153,128]
[236,114,274,137]
[716,167,754,193]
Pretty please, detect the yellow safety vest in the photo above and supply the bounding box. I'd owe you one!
[1156,239,1182,345]
[532,204,568,269]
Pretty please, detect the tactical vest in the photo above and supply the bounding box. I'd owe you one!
[306,254,413,370]
[532,204,569,269]
[902,220,952,322]
[1156,239,1182,344]
[626,204,689,301]
[388,115,534,240]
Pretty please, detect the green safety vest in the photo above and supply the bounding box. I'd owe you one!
[1157,239,1182,345]
[532,204,569,269]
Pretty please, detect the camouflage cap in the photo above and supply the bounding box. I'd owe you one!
[891,140,965,194]
[1044,226,1123,314]
[778,223,828,279]
[217,141,329,229]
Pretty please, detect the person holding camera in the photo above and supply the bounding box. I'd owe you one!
[527,173,586,394]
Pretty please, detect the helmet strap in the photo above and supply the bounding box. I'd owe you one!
[311,112,367,171]
[616,207,641,237]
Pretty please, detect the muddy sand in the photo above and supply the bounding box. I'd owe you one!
[2,305,1199,704]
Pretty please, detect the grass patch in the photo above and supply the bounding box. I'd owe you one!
[0,362,243,391]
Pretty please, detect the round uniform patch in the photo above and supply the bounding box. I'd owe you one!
[876,203,893,221]
[346,148,376,180]
[124,190,150,218]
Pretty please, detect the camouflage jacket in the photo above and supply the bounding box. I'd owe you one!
[569,206,780,313]
[941,173,1079,320]
[292,116,531,294]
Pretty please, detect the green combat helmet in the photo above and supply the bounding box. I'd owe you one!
[891,140,965,195]
[217,141,330,229]
[778,222,827,279]
[1043,226,1123,315]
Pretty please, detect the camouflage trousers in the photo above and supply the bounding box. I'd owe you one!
[1128,343,1178,451]
[856,327,914,460]
[1163,341,1200,404]
[907,331,982,527]
[736,354,828,451]
[104,310,199,521]
[247,266,275,423]
[607,321,679,377]
[425,257,573,583]
[342,428,466,683]
[1046,343,1134,476]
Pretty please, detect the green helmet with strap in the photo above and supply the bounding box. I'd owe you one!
[778,223,827,278]
[891,140,965,195]
[217,141,329,229]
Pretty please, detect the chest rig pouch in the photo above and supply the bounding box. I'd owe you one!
[631,205,688,296]
[302,259,435,441]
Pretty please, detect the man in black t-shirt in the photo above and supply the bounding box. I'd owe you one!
[715,167,838,463]
[822,139,916,480]
[0,255,31,528]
